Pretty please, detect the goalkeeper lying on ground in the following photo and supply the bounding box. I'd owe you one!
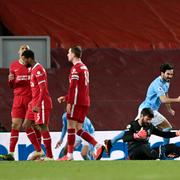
[104,108,180,160]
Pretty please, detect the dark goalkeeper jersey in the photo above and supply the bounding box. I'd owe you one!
[123,120,177,153]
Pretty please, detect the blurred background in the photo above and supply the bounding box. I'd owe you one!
[1,0,180,131]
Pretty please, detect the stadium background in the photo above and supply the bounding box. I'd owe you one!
[1,0,180,132]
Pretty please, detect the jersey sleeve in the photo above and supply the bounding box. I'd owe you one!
[123,122,137,142]
[8,63,15,88]
[60,113,68,141]
[151,125,176,138]
[67,68,79,104]
[154,82,167,97]
[35,68,46,106]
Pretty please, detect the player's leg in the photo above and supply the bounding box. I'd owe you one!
[104,131,125,156]
[23,106,42,158]
[75,106,104,160]
[153,111,172,145]
[8,96,26,159]
[39,124,53,159]
[58,142,68,158]
[129,144,158,160]
[9,118,23,159]
[60,119,76,160]
[33,124,42,145]
[22,118,42,154]
[35,109,53,160]
[164,144,180,158]
[79,137,92,160]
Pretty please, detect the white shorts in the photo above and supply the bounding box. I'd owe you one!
[135,108,166,126]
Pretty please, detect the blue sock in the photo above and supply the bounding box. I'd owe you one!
[111,131,125,145]
[59,147,66,158]
[162,127,172,145]
[82,155,90,160]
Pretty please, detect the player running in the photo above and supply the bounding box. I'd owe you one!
[135,63,180,145]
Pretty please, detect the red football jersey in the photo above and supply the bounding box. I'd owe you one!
[9,60,31,97]
[30,63,52,109]
[67,61,90,106]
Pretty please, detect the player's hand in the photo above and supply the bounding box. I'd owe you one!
[168,108,175,116]
[32,106,39,113]
[66,103,71,114]
[55,140,63,149]
[57,96,66,103]
[177,96,180,102]
[176,130,180,136]
[8,73,15,81]
[134,129,147,139]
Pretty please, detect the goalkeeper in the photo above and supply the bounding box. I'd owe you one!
[123,108,180,160]
[104,108,180,160]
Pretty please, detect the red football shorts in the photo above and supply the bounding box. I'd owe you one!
[11,95,31,119]
[67,105,89,123]
[25,103,51,125]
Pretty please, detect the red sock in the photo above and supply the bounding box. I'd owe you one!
[41,130,53,158]
[9,129,19,153]
[77,129,97,146]
[67,128,75,153]
[25,128,41,152]
[34,128,41,146]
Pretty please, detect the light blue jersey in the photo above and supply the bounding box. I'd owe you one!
[60,112,95,141]
[139,76,170,111]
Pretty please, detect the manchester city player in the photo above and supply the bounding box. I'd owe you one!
[135,63,180,145]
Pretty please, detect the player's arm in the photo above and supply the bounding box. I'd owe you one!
[8,65,15,88]
[164,93,175,116]
[152,125,178,138]
[160,95,180,103]
[60,113,68,142]
[33,70,46,112]
[67,73,79,105]
[55,113,67,149]
[85,118,95,134]
[33,83,46,112]
[123,122,147,142]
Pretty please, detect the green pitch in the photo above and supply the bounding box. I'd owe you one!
[0,160,180,180]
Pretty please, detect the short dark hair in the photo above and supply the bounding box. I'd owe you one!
[21,50,34,59]
[70,46,82,58]
[160,63,174,73]
[141,108,154,118]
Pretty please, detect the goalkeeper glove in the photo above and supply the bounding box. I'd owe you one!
[134,130,147,139]
[176,130,180,136]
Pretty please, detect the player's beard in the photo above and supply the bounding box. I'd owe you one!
[26,63,31,68]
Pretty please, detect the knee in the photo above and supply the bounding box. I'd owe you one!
[22,123,28,130]
[11,122,21,130]
[22,121,31,130]
[81,151,88,158]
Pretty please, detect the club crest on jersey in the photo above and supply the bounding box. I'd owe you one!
[36,70,43,77]
[30,82,35,87]
[37,71,41,75]
[126,124,131,129]
[158,87,163,92]
[72,68,77,74]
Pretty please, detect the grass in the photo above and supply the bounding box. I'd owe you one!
[0,160,180,180]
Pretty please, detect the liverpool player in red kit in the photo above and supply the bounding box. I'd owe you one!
[58,46,104,161]
[4,45,42,160]
[22,50,53,160]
